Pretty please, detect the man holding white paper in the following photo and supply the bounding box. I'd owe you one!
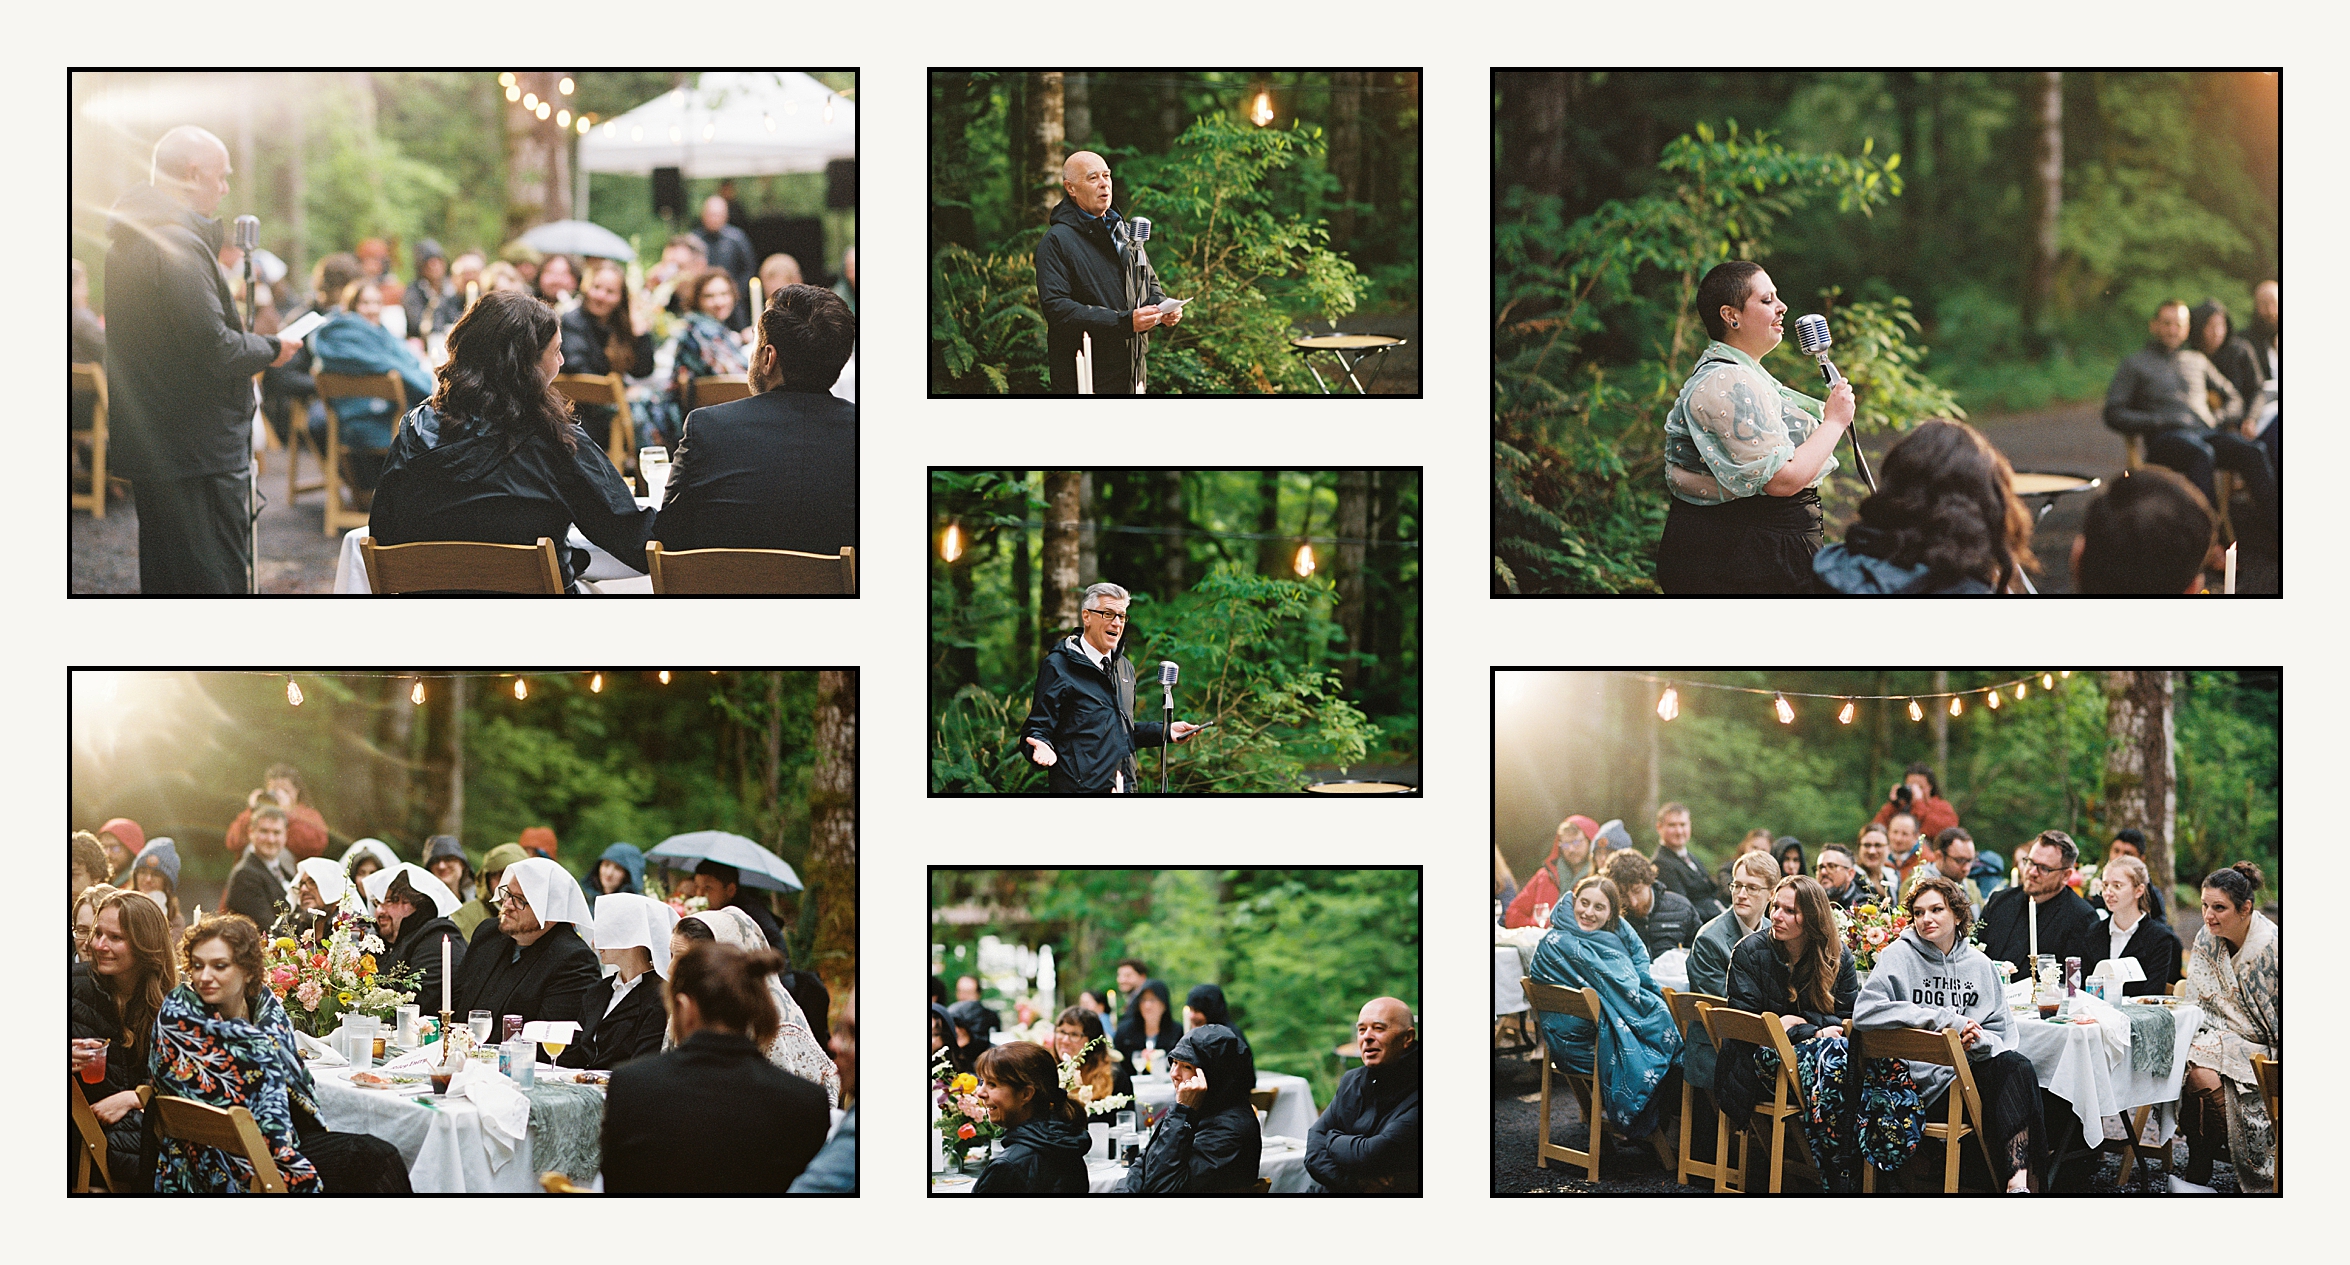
[1036,151,1183,394]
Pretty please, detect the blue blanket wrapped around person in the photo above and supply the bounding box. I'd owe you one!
[1529,918,1683,1138]
[313,312,436,451]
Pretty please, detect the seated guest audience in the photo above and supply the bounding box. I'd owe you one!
[1977,830,2103,984]
[1685,851,1782,1094]
[671,908,841,1102]
[1115,978,1184,1075]
[661,268,752,446]
[1717,875,1870,1189]
[2092,830,2166,920]
[1119,1024,1262,1193]
[224,764,330,863]
[969,1041,1092,1194]
[788,988,856,1192]
[362,863,464,1015]
[584,841,645,900]
[1775,836,1807,879]
[148,913,410,1192]
[1854,876,2043,1193]
[1816,845,1868,910]
[2103,298,2272,526]
[338,838,398,911]
[1306,996,1422,1193]
[653,284,858,557]
[2090,856,2182,998]
[1651,801,1725,923]
[311,279,436,498]
[127,837,188,945]
[1602,849,1700,960]
[558,892,677,1070]
[602,942,830,1192]
[694,859,782,949]
[2174,862,2278,1192]
[1929,827,1999,906]
[1504,813,1599,927]
[558,259,658,441]
[1813,419,2036,593]
[1529,875,1682,1139]
[450,856,599,1026]
[1715,827,1776,905]
[424,834,473,905]
[1884,811,1926,888]
[1854,823,1898,900]
[1055,1006,1133,1102]
[430,251,485,330]
[70,889,174,1190]
[224,806,293,931]
[370,290,655,591]
[2072,468,2216,594]
[535,253,579,310]
[450,841,523,942]
[97,817,144,882]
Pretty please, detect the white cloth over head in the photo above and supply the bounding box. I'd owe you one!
[362,861,461,918]
[507,856,596,940]
[679,907,843,1106]
[295,856,348,908]
[595,892,681,978]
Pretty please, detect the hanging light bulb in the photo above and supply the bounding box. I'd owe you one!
[505,84,521,103]
[514,678,528,700]
[498,72,517,89]
[1949,695,1963,717]
[591,673,603,693]
[286,678,303,707]
[1838,700,1856,725]
[536,101,552,121]
[556,109,571,128]
[2059,671,2072,679]
[659,671,672,685]
[1907,698,1923,722]
[1656,685,1679,722]
[2015,682,2028,701]
[576,115,592,136]
[1986,689,2000,710]
[558,77,575,96]
[523,92,538,110]
[1773,692,1795,724]
[2042,673,2055,690]
[1293,544,1316,578]
[411,679,426,705]
[940,523,965,563]
[1251,90,1274,127]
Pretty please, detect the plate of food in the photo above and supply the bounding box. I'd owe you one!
[2129,995,2181,1007]
[349,1070,426,1090]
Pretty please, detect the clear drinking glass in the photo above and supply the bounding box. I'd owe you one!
[638,447,671,503]
[469,1009,494,1044]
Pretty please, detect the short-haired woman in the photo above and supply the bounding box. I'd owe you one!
[1656,260,1857,593]
[2175,862,2278,1192]
[1527,874,1683,1142]
[147,914,410,1192]
[969,1041,1092,1194]
[1813,419,2038,593]
[370,288,656,591]
[2090,855,2182,997]
[1854,875,2044,1193]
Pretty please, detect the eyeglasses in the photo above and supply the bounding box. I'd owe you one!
[1730,880,1772,895]
[2020,859,2064,875]
[495,888,529,908]
[1083,608,1128,624]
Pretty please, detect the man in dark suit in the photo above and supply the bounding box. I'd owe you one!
[1977,829,2103,984]
[451,857,599,1026]
[652,284,857,560]
[1650,801,1726,923]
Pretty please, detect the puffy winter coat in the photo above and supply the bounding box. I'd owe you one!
[1624,883,1701,959]
[1035,197,1164,394]
[68,966,150,1191]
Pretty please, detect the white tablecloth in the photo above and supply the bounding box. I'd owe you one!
[1133,1071,1316,1142]
[1495,946,1529,1016]
[332,498,657,594]
[932,1136,1313,1194]
[2010,1002,2201,1148]
[313,1066,554,1192]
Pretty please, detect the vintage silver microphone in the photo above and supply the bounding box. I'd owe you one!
[1131,216,1152,245]
[1158,660,1179,794]
[234,214,263,594]
[1792,313,1875,493]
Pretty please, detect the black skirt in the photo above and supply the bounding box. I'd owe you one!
[1655,489,1823,594]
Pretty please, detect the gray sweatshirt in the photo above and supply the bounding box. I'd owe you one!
[1852,926,2015,1106]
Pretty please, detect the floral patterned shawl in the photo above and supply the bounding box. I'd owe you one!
[148,984,322,1192]
[2184,911,2280,1085]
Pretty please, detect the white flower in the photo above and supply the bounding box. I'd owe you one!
[360,933,384,954]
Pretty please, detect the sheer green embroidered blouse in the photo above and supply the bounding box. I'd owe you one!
[1662,341,1835,506]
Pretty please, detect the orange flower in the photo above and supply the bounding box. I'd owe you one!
[360,955,377,975]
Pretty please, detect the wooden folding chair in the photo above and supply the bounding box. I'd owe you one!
[312,371,408,538]
[1670,992,1728,1188]
[553,372,636,472]
[1520,978,1604,1182]
[688,374,752,410]
[1851,1026,2001,1193]
[2253,1053,2280,1192]
[360,536,566,594]
[1699,1006,1823,1193]
[69,1076,149,1192]
[149,1095,289,1192]
[1251,1176,1273,1193]
[1248,1087,1279,1116]
[645,542,855,595]
[69,364,109,518]
[540,1171,593,1193]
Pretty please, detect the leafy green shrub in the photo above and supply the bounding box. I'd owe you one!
[931,231,1050,394]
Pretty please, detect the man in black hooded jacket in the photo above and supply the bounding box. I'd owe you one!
[1020,581,1199,793]
[1035,151,1178,394]
[1121,1024,1260,1193]
[103,125,303,592]
[1306,997,1421,1193]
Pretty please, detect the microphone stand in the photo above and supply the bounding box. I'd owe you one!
[1812,358,1876,494]
[1159,677,1174,795]
[243,245,261,595]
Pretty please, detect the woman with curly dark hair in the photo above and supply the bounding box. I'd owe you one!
[1812,418,2037,594]
[370,288,654,590]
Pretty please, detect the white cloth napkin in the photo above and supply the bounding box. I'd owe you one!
[379,1041,440,1074]
[520,1020,580,1046]
[449,1062,532,1170]
[2067,993,2132,1063]
[295,1030,349,1068]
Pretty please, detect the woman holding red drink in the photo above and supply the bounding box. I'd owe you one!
[68,889,176,1191]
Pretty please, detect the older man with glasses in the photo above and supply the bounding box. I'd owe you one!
[1976,830,2103,984]
[448,856,599,1026]
[1018,581,1202,794]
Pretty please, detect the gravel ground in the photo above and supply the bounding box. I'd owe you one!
[70,445,348,594]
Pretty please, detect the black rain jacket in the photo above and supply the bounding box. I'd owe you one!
[972,1116,1091,1194]
[1119,1024,1260,1194]
[1716,933,1859,1121]
[1306,1036,1421,1193]
[1019,636,1167,794]
[1036,198,1164,394]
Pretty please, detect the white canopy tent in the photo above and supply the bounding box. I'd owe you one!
[579,71,855,179]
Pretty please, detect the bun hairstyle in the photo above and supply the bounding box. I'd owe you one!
[2201,860,2265,911]
[666,942,785,1047]
[975,1040,1083,1127]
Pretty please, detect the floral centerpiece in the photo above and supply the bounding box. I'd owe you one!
[1058,1035,1131,1118]
[263,902,421,1038]
[1834,900,1910,975]
[932,1048,999,1169]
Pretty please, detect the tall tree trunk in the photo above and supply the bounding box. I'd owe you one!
[1497,72,1569,203]
[1255,471,1283,575]
[2024,71,2064,340]
[2102,671,2177,895]
[438,675,465,836]
[930,74,981,250]
[1159,470,1187,594]
[1025,72,1065,225]
[287,80,308,277]
[1332,470,1369,689]
[1005,75,1028,236]
[947,554,978,686]
[1042,471,1082,636]
[1327,72,1365,249]
[1064,73,1092,150]
[808,671,858,1031]
[1158,77,1186,151]
[1011,471,1034,680]
[1931,669,1950,786]
[763,671,785,848]
[1076,472,1098,594]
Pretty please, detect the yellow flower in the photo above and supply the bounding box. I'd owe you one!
[360,955,377,975]
[337,991,355,1005]
[952,1073,978,1093]
[274,938,298,953]
[1858,905,1879,917]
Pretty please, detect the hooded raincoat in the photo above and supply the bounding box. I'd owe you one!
[1019,634,1169,794]
[973,1115,1091,1194]
[1119,1025,1261,1193]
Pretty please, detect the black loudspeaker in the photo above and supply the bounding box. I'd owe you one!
[746,216,830,288]
[826,159,857,210]
[652,166,684,220]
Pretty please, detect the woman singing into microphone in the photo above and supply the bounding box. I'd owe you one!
[1656,262,1855,593]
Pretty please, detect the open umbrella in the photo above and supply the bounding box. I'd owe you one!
[516,219,636,262]
[647,830,802,892]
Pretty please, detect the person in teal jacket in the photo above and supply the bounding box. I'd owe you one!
[311,279,435,495]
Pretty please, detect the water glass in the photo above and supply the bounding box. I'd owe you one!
[469,1010,494,1045]
[1090,1120,1111,1160]
[395,1004,421,1046]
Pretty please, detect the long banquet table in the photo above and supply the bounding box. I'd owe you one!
[2009,999,2203,1149]
[311,1063,604,1192]
[932,1134,1312,1194]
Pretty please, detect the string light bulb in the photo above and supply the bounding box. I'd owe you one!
[514,678,528,700]
[2060,671,2072,679]
[1293,544,1316,578]
[2042,673,2055,690]
[556,109,571,128]
[1252,90,1275,126]
[286,678,303,707]
[1986,689,2000,710]
[940,523,964,563]
[1907,698,1923,722]
[576,116,592,136]
[591,673,603,693]
[411,680,426,705]
[2016,682,2028,700]
[536,101,552,121]
[1774,692,1794,724]
[498,72,516,88]
[504,84,520,103]
[558,77,575,96]
[1838,700,1855,725]
[523,92,538,110]
[659,671,672,685]
[1949,695,1963,717]
[1656,685,1679,722]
